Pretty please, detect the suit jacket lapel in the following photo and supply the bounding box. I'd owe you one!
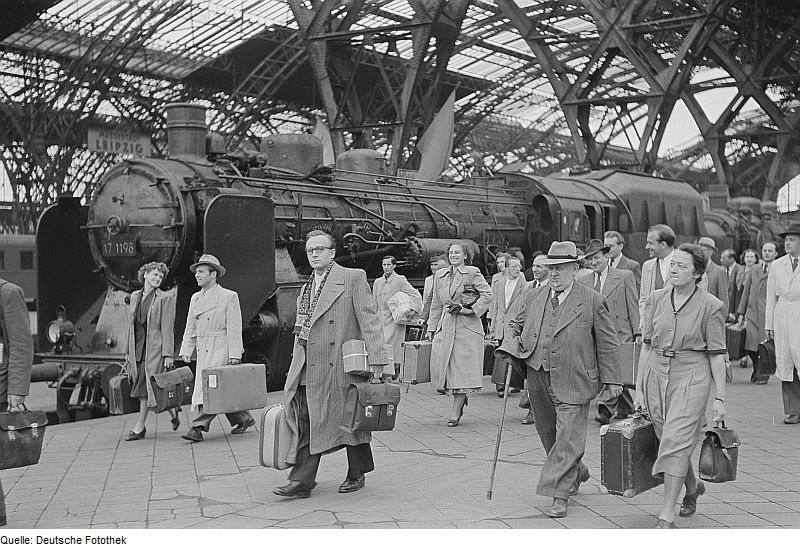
[554,286,582,335]
[193,287,220,317]
[602,269,620,297]
[449,268,463,299]
[310,263,345,326]
[504,277,525,312]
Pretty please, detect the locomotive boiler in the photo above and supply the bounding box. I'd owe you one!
[33,103,710,422]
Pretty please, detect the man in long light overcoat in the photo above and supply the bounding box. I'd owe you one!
[274,230,389,499]
[497,241,622,519]
[0,278,33,527]
[372,255,421,375]
[179,254,255,442]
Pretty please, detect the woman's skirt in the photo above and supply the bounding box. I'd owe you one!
[642,349,711,478]
[130,359,149,399]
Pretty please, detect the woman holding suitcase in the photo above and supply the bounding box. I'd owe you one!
[124,262,180,441]
[635,244,727,528]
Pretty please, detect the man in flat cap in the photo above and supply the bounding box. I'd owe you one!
[497,241,622,518]
[180,254,255,441]
[697,236,729,313]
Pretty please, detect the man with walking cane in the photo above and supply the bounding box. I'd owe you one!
[494,241,622,518]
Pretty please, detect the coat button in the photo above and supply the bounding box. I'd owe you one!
[330,342,335,346]
[329,320,334,324]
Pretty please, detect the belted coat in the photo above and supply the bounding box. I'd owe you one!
[0,278,32,400]
[178,284,244,409]
[765,255,800,382]
[284,263,388,459]
[372,271,420,365]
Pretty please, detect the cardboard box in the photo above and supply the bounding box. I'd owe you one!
[620,342,642,387]
[202,363,267,414]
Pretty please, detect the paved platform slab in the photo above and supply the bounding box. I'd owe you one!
[2,362,799,529]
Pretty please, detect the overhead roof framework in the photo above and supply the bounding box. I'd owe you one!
[0,0,799,233]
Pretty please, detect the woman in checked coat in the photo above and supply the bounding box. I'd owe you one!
[426,242,492,426]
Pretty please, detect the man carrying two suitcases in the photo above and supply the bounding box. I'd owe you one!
[273,230,389,499]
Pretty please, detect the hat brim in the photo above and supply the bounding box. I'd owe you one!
[580,246,610,260]
[778,231,800,239]
[190,261,226,278]
[539,257,579,265]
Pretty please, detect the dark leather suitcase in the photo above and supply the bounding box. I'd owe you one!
[726,324,746,360]
[340,381,401,432]
[0,408,48,470]
[600,413,663,497]
[107,374,139,415]
[150,366,194,413]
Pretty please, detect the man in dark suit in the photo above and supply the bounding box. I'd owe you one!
[721,248,743,320]
[578,239,640,424]
[274,230,389,499]
[523,250,545,282]
[0,278,34,527]
[497,241,622,518]
[604,230,641,289]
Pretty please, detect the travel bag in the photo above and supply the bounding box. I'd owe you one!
[150,366,194,413]
[756,338,777,377]
[600,411,663,497]
[107,373,139,415]
[699,421,740,483]
[259,404,293,470]
[340,381,402,433]
[0,405,48,470]
[202,363,267,414]
[400,340,432,384]
[726,323,746,360]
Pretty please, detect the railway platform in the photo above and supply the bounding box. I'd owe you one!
[2,363,799,529]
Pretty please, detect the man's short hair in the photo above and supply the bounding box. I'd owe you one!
[721,248,736,260]
[429,254,441,264]
[604,230,624,245]
[506,256,521,267]
[763,241,777,251]
[382,255,397,265]
[306,229,335,247]
[648,224,676,247]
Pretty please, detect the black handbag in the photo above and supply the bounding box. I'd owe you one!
[757,338,777,376]
[340,381,401,433]
[698,421,740,483]
[0,405,48,470]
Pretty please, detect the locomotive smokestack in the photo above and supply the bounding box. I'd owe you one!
[165,103,208,159]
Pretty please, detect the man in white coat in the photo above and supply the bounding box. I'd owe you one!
[766,224,800,424]
[372,256,421,375]
[180,254,255,441]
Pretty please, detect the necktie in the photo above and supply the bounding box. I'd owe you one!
[655,259,664,290]
[594,273,602,293]
[608,257,613,268]
[793,258,798,273]
[551,291,562,309]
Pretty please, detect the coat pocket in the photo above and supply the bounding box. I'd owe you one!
[585,367,599,380]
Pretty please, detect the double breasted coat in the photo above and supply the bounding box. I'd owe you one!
[179,284,244,409]
[126,288,176,407]
[765,255,800,382]
[428,265,492,391]
[613,254,642,290]
[578,267,640,342]
[284,263,388,459]
[737,264,769,351]
[0,279,32,401]
[498,282,622,405]
[372,271,420,364]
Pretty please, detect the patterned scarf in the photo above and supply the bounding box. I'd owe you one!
[295,261,335,342]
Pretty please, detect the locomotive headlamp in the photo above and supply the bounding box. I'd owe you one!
[47,305,76,349]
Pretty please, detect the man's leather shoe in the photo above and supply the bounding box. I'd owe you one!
[181,427,203,442]
[783,414,800,424]
[273,481,312,499]
[521,411,535,425]
[569,467,590,496]
[231,416,256,434]
[547,498,568,518]
[170,415,181,431]
[338,475,365,493]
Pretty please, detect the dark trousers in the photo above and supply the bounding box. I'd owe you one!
[191,405,253,431]
[783,368,800,415]
[528,366,590,499]
[1,402,7,525]
[288,386,374,488]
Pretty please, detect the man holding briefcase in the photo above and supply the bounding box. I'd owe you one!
[273,230,389,499]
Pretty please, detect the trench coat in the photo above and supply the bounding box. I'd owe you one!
[284,263,388,459]
[178,284,244,410]
[428,265,492,391]
[372,271,420,364]
[578,267,640,342]
[0,278,32,400]
[126,288,176,407]
[737,264,769,351]
[765,255,800,382]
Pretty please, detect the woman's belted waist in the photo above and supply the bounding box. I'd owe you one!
[652,348,707,358]
[196,330,226,337]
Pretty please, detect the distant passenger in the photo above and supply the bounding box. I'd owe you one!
[124,262,180,441]
[0,277,34,527]
[720,248,744,320]
[523,250,545,282]
[421,254,448,325]
[639,224,676,331]
[738,242,776,384]
[180,254,255,442]
[519,253,548,425]
[697,237,729,313]
[491,253,510,285]
[604,230,641,289]
[488,256,527,397]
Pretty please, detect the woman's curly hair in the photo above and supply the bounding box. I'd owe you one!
[137,261,169,286]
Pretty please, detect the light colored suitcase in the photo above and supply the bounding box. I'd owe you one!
[259,404,292,470]
[202,363,267,414]
[401,341,432,384]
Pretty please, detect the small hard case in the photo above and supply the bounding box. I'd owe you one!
[150,366,194,413]
[107,374,139,415]
[202,363,267,414]
[340,381,402,433]
[600,413,663,497]
[400,340,432,384]
[259,403,293,470]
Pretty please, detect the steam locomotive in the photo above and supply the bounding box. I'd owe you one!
[31,103,787,422]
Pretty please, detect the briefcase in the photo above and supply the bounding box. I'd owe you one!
[107,373,139,415]
[600,412,663,497]
[401,341,432,384]
[756,338,777,377]
[619,341,642,387]
[699,421,740,483]
[0,406,48,470]
[340,381,402,433]
[150,366,194,413]
[726,324,746,360]
[202,363,267,415]
[259,404,293,470]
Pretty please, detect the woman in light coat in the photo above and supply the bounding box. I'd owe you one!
[125,262,179,441]
[427,243,492,426]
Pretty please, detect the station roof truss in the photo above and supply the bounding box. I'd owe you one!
[0,0,799,233]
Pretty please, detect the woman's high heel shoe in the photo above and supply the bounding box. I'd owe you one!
[125,427,146,441]
[447,396,467,427]
[679,480,705,517]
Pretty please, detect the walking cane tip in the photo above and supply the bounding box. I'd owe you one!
[486,490,493,500]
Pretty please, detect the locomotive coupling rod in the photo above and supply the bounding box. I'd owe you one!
[342,233,406,247]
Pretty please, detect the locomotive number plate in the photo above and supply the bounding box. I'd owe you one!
[103,239,137,257]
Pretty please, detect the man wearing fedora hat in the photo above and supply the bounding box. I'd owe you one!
[578,239,639,424]
[766,224,800,423]
[179,254,255,441]
[497,241,622,518]
[697,236,729,313]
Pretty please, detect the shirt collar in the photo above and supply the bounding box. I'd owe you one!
[551,281,574,300]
